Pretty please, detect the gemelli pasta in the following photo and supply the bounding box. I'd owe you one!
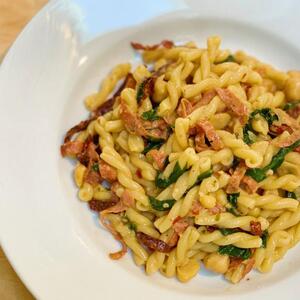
[61,37,300,284]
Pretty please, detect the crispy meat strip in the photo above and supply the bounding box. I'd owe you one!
[120,190,135,207]
[120,100,169,140]
[136,232,173,253]
[148,149,167,171]
[119,101,147,136]
[61,73,136,148]
[197,120,224,150]
[287,105,300,119]
[208,204,226,215]
[273,130,300,147]
[241,175,259,194]
[99,213,127,260]
[269,124,293,135]
[131,40,174,51]
[226,162,247,193]
[138,77,156,102]
[167,230,179,248]
[177,98,194,117]
[198,90,217,107]
[172,217,190,234]
[99,159,117,182]
[216,88,249,120]
[63,119,94,144]
[189,200,202,216]
[194,130,208,152]
[228,257,255,281]
[142,119,169,140]
[89,196,120,212]
[85,163,102,186]
[274,108,300,130]
[250,221,262,236]
[76,137,98,166]
[60,140,84,157]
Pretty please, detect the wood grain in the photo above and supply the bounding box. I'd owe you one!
[0,1,48,298]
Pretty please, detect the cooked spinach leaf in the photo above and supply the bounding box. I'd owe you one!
[219,245,251,260]
[141,109,160,121]
[261,230,269,248]
[155,162,187,188]
[219,228,239,236]
[227,193,240,208]
[149,196,176,211]
[246,139,300,182]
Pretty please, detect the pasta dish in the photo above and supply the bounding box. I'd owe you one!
[61,36,300,283]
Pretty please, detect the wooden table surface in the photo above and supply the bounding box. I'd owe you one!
[0,1,48,299]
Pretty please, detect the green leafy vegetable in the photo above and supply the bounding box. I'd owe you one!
[219,228,239,236]
[155,162,187,188]
[243,108,278,144]
[219,245,251,260]
[286,191,297,199]
[136,81,145,102]
[142,139,164,154]
[246,139,300,182]
[251,108,278,126]
[261,230,269,248]
[283,100,300,111]
[227,193,240,208]
[128,222,137,231]
[122,216,137,231]
[226,207,240,216]
[191,169,213,188]
[92,163,99,172]
[243,124,254,144]
[149,196,176,211]
[141,109,160,121]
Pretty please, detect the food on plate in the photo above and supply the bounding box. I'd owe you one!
[61,36,300,283]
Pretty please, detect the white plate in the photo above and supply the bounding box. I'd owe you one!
[1,0,300,299]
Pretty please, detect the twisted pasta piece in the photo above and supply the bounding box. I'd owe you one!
[217,130,263,168]
[85,63,131,111]
[195,211,269,232]
[198,227,262,248]
[254,230,292,272]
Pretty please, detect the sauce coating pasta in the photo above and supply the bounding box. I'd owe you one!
[61,36,300,284]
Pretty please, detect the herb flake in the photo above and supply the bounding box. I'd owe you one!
[219,245,251,260]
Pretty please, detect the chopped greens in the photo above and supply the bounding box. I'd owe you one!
[142,139,164,154]
[92,163,99,172]
[219,245,251,260]
[246,139,300,182]
[155,162,187,188]
[128,222,137,231]
[219,228,239,236]
[149,196,176,211]
[251,108,279,126]
[286,191,297,199]
[226,207,240,216]
[122,216,137,231]
[261,230,269,248]
[141,109,160,121]
[227,193,240,208]
[191,169,213,188]
[283,100,300,111]
[243,108,278,144]
[136,81,145,102]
